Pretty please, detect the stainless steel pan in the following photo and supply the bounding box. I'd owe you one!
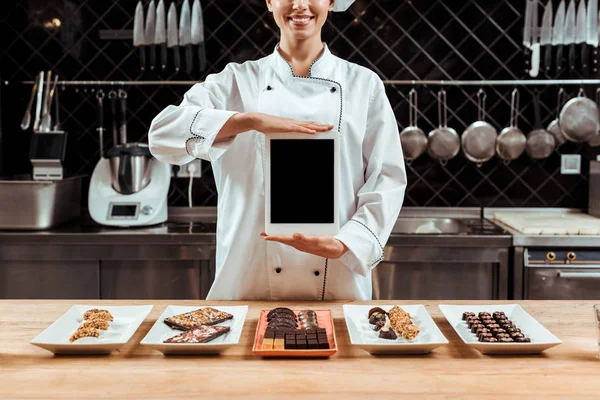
[526,90,555,160]
[496,88,526,162]
[400,88,427,164]
[427,88,460,164]
[462,89,497,166]
[546,88,567,148]
[559,87,600,142]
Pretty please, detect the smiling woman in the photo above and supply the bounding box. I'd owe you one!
[148,0,407,301]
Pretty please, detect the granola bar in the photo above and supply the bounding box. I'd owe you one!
[69,326,100,343]
[83,309,114,322]
[80,319,110,331]
[164,307,234,330]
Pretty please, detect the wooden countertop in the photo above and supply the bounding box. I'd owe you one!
[1,300,600,399]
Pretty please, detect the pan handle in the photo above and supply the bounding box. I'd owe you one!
[408,88,418,127]
[477,89,487,121]
[439,88,449,129]
[510,88,519,128]
[556,88,565,118]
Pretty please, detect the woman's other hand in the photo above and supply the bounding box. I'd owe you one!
[260,232,348,259]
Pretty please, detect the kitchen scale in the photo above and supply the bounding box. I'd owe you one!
[88,89,171,227]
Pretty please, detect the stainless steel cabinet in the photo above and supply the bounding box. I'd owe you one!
[373,262,497,300]
[100,260,214,299]
[0,261,99,299]
[526,267,600,300]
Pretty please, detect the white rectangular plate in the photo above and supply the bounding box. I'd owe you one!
[439,304,562,354]
[30,304,154,355]
[140,305,248,355]
[343,304,448,354]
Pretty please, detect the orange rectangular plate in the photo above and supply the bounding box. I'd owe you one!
[252,309,338,357]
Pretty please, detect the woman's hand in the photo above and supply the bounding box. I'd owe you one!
[249,112,334,135]
[260,232,348,259]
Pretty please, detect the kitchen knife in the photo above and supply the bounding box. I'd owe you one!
[191,0,207,73]
[524,0,534,74]
[180,0,193,75]
[575,0,588,75]
[133,0,146,73]
[587,0,598,73]
[565,0,576,73]
[553,0,566,73]
[529,0,540,77]
[145,0,157,71]
[33,71,44,132]
[155,0,167,72]
[540,0,553,74]
[167,2,180,72]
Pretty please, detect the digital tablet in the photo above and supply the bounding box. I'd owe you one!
[265,131,340,236]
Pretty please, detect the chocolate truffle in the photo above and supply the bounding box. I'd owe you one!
[378,327,398,340]
[515,337,531,343]
[475,327,490,336]
[478,312,491,319]
[492,312,506,319]
[506,327,521,334]
[369,312,386,325]
[462,312,476,320]
[498,337,514,343]
[491,328,506,336]
[368,307,388,318]
[510,332,525,339]
[478,332,493,342]
[482,337,498,342]
[471,323,485,333]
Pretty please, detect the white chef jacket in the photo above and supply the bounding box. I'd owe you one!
[148,44,407,300]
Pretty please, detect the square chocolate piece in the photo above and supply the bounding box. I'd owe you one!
[308,339,319,349]
[296,339,307,349]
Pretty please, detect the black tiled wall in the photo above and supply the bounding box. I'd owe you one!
[2,0,599,207]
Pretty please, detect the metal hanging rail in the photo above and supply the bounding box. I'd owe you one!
[6,79,600,86]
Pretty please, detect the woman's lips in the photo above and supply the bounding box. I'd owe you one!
[288,16,315,27]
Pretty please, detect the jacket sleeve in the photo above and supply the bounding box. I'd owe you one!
[148,64,241,165]
[335,80,407,277]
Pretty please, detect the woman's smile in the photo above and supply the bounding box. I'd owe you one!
[287,14,315,27]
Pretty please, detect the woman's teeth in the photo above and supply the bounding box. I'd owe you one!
[289,17,313,24]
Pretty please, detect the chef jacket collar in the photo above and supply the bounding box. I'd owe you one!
[272,43,334,80]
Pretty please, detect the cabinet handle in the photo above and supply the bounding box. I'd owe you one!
[558,272,600,279]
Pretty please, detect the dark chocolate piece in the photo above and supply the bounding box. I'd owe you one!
[496,333,510,339]
[308,339,319,349]
[369,307,388,318]
[478,332,493,341]
[498,337,514,343]
[471,324,485,333]
[373,320,386,331]
[264,329,275,339]
[285,339,296,349]
[317,328,326,334]
[296,339,307,349]
[485,324,500,329]
[478,312,491,319]
[369,312,386,325]
[491,328,506,336]
[318,341,329,349]
[267,308,295,319]
[482,337,498,342]
[462,312,476,321]
[475,327,490,336]
[506,327,521,334]
[492,312,506,319]
[510,332,525,339]
[515,337,531,343]
[378,327,398,340]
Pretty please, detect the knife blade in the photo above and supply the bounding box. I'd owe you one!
[155,0,167,72]
[191,0,207,73]
[540,0,553,74]
[565,0,576,73]
[167,2,180,72]
[529,0,540,77]
[587,0,598,73]
[180,0,193,75]
[576,0,588,75]
[524,0,534,74]
[133,0,146,73]
[145,0,157,71]
[553,0,566,73]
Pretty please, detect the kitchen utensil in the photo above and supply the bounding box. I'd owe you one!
[530,0,541,77]
[40,74,58,132]
[191,0,206,73]
[427,88,460,163]
[145,0,157,71]
[96,90,105,158]
[20,73,40,131]
[546,88,567,148]
[133,0,146,72]
[496,89,526,162]
[587,0,598,73]
[39,71,52,132]
[399,89,427,164]
[167,2,180,72]
[179,0,193,74]
[33,71,44,132]
[53,84,61,131]
[155,0,167,71]
[109,89,118,147]
[575,0,588,75]
[462,89,497,166]
[107,143,152,195]
[526,90,555,160]
[541,0,553,74]
[565,0,577,73]
[118,89,128,145]
[559,87,600,142]
[524,0,535,74]
[553,0,566,73]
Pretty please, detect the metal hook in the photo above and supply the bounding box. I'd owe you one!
[118,88,128,99]
[96,89,105,100]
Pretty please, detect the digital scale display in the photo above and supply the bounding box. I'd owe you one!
[108,203,139,219]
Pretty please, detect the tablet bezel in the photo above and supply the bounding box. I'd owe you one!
[265,131,340,236]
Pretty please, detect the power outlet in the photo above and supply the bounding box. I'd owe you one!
[560,154,581,175]
[174,159,203,178]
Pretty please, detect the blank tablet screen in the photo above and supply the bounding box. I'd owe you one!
[270,139,334,224]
